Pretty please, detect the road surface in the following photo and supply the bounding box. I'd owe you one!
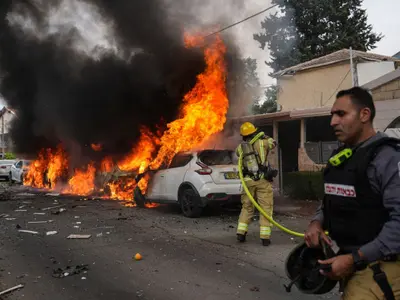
[0,184,338,299]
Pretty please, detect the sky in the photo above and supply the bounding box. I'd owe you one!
[1,0,400,107]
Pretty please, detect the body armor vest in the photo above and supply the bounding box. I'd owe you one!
[322,137,400,248]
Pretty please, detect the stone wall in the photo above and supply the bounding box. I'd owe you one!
[298,147,325,172]
[371,79,400,101]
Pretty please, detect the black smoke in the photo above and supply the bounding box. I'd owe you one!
[0,0,204,160]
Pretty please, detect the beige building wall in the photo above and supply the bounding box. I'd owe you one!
[277,63,352,111]
[371,79,400,132]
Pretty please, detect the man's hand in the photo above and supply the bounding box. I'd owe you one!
[304,220,332,248]
[318,254,354,280]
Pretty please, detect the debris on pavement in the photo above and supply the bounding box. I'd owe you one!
[18,230,39,235]
[51,208,67,215]
[46,231,58,236]
[42,204,66,211]
[5,217,16,221]
[46,192,60,196]
[0,213,9,218]
[15,209,27,212]
[52,264,89,278]
[33,212,46,215]
[28,220,54,224]
[0,284,24,296]
[134,253,143,261]
[250,286,260,292]
[67,234,91,239]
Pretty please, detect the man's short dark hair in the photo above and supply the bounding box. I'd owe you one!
[336,87,376,121]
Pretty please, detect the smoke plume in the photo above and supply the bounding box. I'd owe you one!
[0,0,259,163]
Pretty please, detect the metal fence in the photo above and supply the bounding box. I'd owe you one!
[304,141,340,164]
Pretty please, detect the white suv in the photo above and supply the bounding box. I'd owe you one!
[135,149,242,217]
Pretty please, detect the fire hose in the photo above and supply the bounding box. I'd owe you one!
[238,153,328,238]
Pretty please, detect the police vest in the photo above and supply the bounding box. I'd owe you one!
[322,137,400,248]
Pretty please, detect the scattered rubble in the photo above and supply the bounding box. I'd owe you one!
[42,204,66,211]
[52,264,89,278]
[67,234,91,239]
[18,230,39,235]
[46,231,58,236]
[0,284,24,296]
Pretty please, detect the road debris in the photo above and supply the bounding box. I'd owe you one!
[28,220,54,224]
[46,192,60,196]
[134,253,143,261]
[52,264,89,278]
[250,286,260,292]
[42,204,66,211]
[18,230,39,235]
[5,218,16,221]
[33,212,46,215]
[51,208,67,215]
[67,234,91,239]
[0,284,24,296]
[15,209,27,212]
[0,213,9,218]
[46,231,58,236]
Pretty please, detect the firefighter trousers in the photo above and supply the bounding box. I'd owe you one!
[341,260,400,300]
[236,178,273,239]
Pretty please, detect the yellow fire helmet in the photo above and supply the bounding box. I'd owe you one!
[240,122,257,136]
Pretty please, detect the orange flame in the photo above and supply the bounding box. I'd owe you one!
[101,156,114,173]
[149,33,228,169]
[91,143,102,151]
[64,163,96,196]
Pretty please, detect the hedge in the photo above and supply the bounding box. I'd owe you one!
[282,171,325,201]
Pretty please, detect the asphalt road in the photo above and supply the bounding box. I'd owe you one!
[0,185,339,300]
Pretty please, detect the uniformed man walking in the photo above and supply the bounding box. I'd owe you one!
[304,87,400,299]
[236,122,277,246]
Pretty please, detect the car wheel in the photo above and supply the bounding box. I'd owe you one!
[133,186,147,208]
[178,187,203,218]
[9,172,14,185]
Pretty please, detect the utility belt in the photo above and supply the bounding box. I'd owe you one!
[339,249,399,300]
[243,165,278,182]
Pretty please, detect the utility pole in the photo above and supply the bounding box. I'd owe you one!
[350,47,359,87]
[1,110,4,157]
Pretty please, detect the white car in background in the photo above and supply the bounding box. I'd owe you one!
[135,149,242,218]
[0,160,16,180]
[10,159,32,183]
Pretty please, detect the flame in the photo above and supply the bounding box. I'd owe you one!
[23,33,228,208]
[24,144,68,189]
[64,163,96,196]
[149,33,228,169]
[101,156,114,173]
[91,143,102,151]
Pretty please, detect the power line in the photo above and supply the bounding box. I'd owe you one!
[204,4,279,38]
[322,69,351,106]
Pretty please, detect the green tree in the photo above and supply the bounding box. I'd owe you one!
[254,0,383,73]
[253,85,278,114]
[242,57,261,103]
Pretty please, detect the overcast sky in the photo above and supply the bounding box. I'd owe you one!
[1,0,399,107]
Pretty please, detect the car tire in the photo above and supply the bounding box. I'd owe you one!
[134,186,146,208]
[178,187,203,218]
[9,172,14,185]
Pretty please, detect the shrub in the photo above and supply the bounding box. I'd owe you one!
[4,152,16,159]
[283,171,325,200]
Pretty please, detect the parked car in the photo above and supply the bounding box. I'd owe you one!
[135,149,242,218]
[0,159,16,180]
[10,159,32,183]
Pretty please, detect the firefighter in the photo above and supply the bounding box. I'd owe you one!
[304,87,400,299]
[236,122,277,246]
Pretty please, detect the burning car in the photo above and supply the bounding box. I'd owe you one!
[133,149,242,218]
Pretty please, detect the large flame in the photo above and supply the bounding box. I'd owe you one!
[23,33,228,205]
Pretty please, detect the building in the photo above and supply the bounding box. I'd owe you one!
[0,107,17,155]
[226,49,400,192]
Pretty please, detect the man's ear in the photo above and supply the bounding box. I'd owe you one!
[359,107,372,123]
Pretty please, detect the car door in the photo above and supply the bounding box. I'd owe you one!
[145,169,168,201]
[13,161,23,182]
[163,154,193,201]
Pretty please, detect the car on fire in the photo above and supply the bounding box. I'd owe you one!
[134,149,242,218]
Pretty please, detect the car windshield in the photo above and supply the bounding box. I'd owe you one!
[198,150,237,166]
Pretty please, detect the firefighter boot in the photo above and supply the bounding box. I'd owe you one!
[237,233,246,243]
[261,239,271,246]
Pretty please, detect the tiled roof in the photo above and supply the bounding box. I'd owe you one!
[273,49,400,77]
